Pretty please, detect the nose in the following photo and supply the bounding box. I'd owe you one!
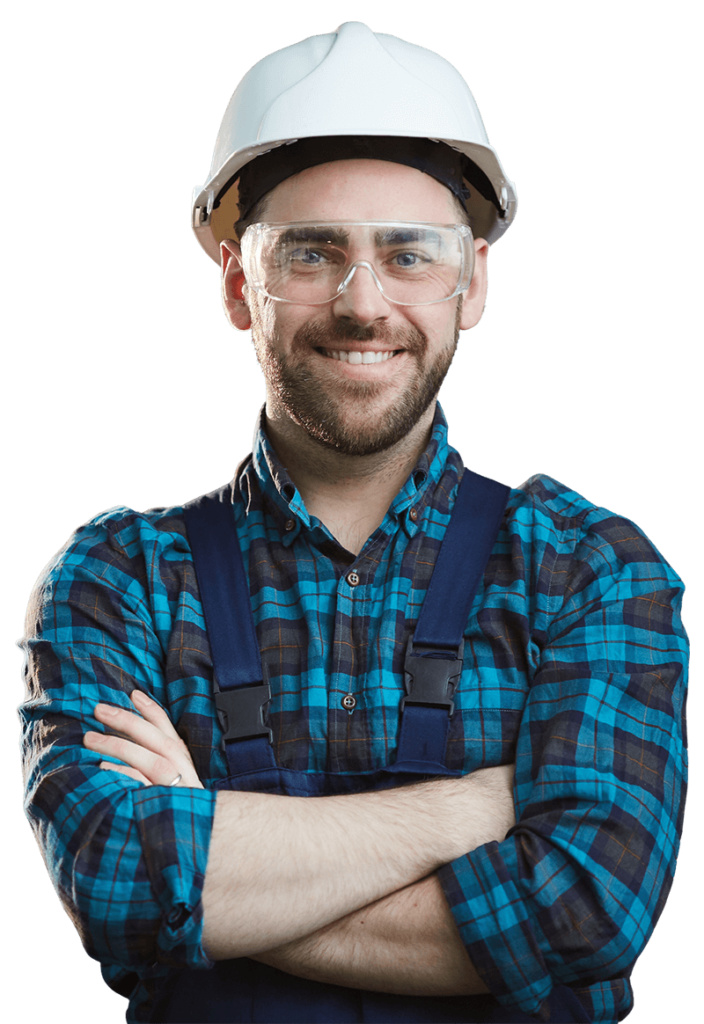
[330,262,392,326]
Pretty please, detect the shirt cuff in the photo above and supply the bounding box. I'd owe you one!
[132,785,217,969]
[438,839,554,1018]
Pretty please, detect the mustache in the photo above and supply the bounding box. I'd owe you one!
[292,317,428,353]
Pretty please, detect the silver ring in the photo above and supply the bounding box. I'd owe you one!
[168,774,183,787]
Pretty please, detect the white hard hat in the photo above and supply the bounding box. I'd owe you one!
[193,22,517,263]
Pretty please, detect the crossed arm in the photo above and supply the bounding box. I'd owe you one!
[83,692,501,995]
[250,875,487,996]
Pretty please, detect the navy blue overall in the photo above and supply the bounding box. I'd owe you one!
[151,471,590,1024]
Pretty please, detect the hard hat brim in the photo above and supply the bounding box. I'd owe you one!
[193,136,517,265]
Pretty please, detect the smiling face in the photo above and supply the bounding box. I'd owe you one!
[222,159,488,457]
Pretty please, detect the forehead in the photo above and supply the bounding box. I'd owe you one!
[261,159,458,224]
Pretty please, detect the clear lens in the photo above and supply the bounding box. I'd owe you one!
[241,222,474,306]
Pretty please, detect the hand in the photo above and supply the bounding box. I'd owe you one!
[83,690,204,788]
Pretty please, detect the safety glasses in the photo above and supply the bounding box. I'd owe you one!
[240,221,475,306]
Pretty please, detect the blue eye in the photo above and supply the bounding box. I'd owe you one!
[290,245,337,266]
[292,247,321,262]
[394,252,418,267]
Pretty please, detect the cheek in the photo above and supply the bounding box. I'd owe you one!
[413,307,460,351]
[249,291,281,341]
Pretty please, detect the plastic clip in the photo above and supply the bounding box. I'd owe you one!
[401,637,464,716]
[214,682,273,747]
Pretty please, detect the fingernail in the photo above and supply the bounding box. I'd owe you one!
[132,690,150,707]
[84,731,105,743]
[96,703,118,717]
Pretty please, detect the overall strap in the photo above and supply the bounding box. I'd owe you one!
[393,469,511,770]
[184,491,276,773]
[184,470,510,777]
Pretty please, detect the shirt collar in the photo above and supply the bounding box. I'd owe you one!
[245,404,453,545]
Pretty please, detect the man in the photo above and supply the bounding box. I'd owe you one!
[20,22,687,1024]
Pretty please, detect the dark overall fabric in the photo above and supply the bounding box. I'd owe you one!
[151,472,590,1024]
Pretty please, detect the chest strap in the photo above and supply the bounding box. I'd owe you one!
[393,469,510,771]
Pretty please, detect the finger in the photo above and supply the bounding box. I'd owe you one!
[94,702,183,763]
[90,701,203,788]
[99,760,151,785]
[84,730,194,787]
[86,700,203,786]
[129,689,183,741]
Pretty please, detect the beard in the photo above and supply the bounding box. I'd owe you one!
[251,303,461,457]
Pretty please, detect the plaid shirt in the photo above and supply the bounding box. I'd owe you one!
[20,408,688,1024]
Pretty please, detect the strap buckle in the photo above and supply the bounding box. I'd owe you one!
[214,681,273,747]
[401,636,464,716]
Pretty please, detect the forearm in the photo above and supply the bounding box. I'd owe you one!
[253,873,489,997]
[202,781,467,959]
[202,765,514,960]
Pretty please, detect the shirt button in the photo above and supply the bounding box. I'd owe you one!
[347,571,360,587]
[342,694,357,710]
[409,507,418,522]
[285,519,295,532]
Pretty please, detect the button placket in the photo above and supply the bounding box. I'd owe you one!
[342,567,363,720]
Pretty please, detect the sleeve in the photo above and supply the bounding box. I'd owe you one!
[437,503,689,1018]
[19,512,217,973]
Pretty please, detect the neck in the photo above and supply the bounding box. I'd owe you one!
[264,399,436,555]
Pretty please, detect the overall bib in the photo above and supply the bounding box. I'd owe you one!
[152,471,590,1024]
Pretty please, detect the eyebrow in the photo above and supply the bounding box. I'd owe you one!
[271,225,446,250]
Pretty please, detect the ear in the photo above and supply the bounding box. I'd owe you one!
[459,238,489,331]
[221,239,252,331]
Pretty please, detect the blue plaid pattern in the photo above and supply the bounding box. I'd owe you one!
[20,408,688,1023]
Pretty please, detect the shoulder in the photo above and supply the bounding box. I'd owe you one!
[504,472,684,589]
[37,503,188,590]
[509,472,617,528]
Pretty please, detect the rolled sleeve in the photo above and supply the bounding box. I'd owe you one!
[26,763,215,969]
[439,504,688,1020]
[20,509,218,973]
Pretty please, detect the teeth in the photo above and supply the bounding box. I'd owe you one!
[326,350,395,364]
